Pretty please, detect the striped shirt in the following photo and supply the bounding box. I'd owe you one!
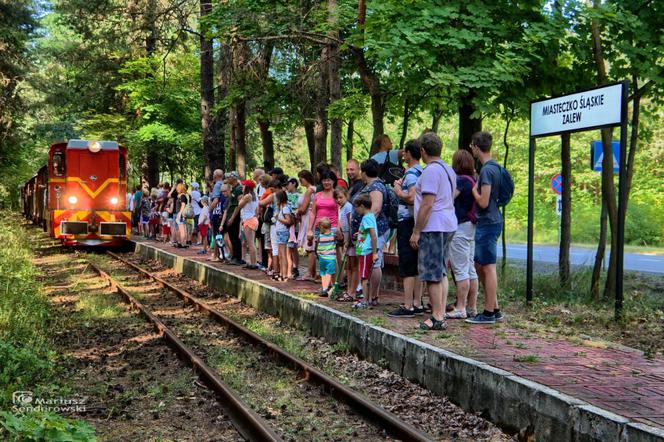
[317,232,336,261]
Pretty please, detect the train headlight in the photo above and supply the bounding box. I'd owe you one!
[68,195,78,204]
[88,140,101,153]
[110,197,119,205]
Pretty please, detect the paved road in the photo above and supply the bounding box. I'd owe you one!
[497,244,664,275]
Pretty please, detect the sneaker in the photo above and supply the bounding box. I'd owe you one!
[352,300,368,309]
[494,311,505,322]
[465,313,496,324]
[412,305,425,316]
[466,308,477,318]
[446,309,467,319]
[387,305,415,318]
[292,268,300,278]
[319,288,329,297]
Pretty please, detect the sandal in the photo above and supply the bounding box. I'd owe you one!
[271,274,281,281]
[419,316,447,331]
[369,298,379,307]
[336,292,355,302]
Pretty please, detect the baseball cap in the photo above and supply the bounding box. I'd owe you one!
[191,182,200,189]
[224,171,239,180]
[241,179,255,189]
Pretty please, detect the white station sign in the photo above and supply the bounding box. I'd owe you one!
[530,83,624,137]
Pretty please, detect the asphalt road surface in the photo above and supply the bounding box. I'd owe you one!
[498,244,664,275]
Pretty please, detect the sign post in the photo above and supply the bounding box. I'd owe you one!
[528,81,629,319]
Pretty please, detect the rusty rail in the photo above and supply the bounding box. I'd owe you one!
[107,251,435,442]
[87,259,283,442]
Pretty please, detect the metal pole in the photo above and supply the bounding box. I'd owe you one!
[615,80,630,320]
[526,137,535,303]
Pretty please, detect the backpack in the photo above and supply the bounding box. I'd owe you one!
[384,184,400,229]
[459,175,478,224]
[377,151,404,187]
[262,204,275,225]
[183,195,195,219]
[486,162,514,207]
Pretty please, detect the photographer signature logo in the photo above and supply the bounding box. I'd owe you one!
[11,390,86,413]
[12,390,33,405]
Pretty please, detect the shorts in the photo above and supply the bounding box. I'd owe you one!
[448,221,478,281]
[359,254,374,280]
[475,222,502,265]
[318,257,336,276]
[269,225,279,255]
[162,225,171,236]
[417,231,452,283]
[276,229,289,245]
[175,217,186,226]
[373,230,390,269]
[397,218,418,278]
[199,224,209,242]
[141,215,149,223]
[242,217,259,232]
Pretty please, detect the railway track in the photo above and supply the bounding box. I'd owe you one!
[90,251,436,442]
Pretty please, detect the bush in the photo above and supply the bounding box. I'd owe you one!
[0,412,96,442]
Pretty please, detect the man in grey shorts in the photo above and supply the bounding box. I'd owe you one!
[410,132,457,331]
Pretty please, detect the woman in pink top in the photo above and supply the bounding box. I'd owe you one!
[308,170,339,238]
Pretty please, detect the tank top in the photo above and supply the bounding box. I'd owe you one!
[314,192,338,227]
[240,198,258,221]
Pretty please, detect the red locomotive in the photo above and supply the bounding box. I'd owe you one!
[21,139,131,246]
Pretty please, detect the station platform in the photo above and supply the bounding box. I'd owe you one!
[130,237,664,441]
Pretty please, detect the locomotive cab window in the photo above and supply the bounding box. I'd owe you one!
[119,154,126,179]
[52,151,65,176]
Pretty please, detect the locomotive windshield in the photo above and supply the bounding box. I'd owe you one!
[52,151,65,176]
[119,153,126,179]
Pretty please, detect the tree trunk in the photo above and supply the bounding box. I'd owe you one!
[144,0,159,188]
[589,1,618,301]
[228,106,236,171]
[431,107,444,134]
[501,114,512,272]
[314,45,329,167]
[214,43,231,173]
[355,0,384,150]
[231,38,248,176]
[258,118,274,171]
[304,120,316,173]
[327,0,342,170]
[255,43,275,172]
[346,118,354,161]
[559,133,572,287]
[625,75,641,210]
[399,97,410,149]
[458,93,482,151]
[591,201,607,300]
[200,0,216,181]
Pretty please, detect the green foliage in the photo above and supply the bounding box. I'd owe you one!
[0,411,96,442]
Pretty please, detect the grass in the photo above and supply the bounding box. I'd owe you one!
[513,354,541,363]
[0,213,96,441]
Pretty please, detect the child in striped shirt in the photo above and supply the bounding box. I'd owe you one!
[316,217,336,297]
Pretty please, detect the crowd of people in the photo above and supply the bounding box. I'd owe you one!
[127,130,510,330]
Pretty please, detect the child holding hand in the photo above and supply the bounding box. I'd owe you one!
[352,194,377,309]
[198,196,211,255]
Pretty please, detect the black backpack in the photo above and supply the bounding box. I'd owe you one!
[377,151,404,187]
[384,183,400,229]
[487,162,514,207]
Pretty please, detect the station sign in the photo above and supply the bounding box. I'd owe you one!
[530,83,624,137]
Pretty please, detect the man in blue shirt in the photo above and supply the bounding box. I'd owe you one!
[388,139,424,318]
[467,131,504,325]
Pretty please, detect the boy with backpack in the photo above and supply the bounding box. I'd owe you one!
[467,131,514,325]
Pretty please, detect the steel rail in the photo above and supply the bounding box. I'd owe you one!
[87,259,283,442]
[107,251,435,442]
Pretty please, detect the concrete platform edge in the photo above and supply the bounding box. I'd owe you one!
[133,241,664,442]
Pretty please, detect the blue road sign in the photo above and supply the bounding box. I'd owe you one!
[550,173,563,195]
[591,140,620,173]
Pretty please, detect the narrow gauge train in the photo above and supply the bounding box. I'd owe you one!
[21,139,131,246]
